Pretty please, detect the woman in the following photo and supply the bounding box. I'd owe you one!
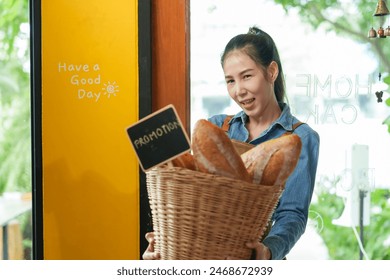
[143,26,320,260]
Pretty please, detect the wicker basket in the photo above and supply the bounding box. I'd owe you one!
[146,165,285,260]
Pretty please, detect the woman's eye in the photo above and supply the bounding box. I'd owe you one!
[226,79,234,84]
[243,75,251,79]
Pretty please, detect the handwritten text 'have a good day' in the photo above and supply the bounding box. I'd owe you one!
[58,62,119,102]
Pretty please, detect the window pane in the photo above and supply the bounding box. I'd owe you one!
[0,0,32,260]
[191,0,390,260]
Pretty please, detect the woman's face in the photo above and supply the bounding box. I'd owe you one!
[223,50,278,119]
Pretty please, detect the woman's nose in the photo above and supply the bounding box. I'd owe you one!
[235,81,246,96]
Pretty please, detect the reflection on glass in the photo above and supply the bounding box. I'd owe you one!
[191,0,390,260]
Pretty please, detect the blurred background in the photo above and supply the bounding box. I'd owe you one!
[190,0,390,260]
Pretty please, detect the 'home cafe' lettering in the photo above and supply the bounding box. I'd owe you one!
[288,74,376,125]
[133,121,182,149]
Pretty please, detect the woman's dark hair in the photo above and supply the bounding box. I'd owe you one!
[220,26,285,102]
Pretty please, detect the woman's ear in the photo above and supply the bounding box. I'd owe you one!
[267,61,279,82]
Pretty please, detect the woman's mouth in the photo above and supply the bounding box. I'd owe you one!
[240,98,255,106]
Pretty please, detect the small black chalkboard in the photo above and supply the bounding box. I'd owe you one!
[126,104,191,172]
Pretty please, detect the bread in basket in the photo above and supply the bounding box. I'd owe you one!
[146,119,302,259]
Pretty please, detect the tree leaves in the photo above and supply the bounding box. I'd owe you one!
[311,182,390,259]
[274,0,390,134]
[0,0,29,57]
[0,0,30,195]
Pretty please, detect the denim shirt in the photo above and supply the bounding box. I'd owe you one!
[208,103,320,260]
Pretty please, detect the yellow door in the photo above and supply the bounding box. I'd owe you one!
[39,0,140,259]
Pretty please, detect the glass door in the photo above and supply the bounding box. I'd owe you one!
[190,0,390,260]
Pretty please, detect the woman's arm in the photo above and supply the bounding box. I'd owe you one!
[262,128,320,259]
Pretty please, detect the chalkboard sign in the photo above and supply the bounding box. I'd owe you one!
[126,105,191,171]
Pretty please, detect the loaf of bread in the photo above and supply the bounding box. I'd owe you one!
[170,152,196,170]
[241,134,302,186]
[191,119,251,182]
[231,139,254,155]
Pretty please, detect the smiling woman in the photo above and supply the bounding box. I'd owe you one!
[206,26,320,260]
[221,48,281,140]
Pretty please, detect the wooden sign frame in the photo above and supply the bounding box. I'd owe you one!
[127,105,191,172]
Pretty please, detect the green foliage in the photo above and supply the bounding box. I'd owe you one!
[0,0,31,195]
[384,115,390,133]
[381,75,390,132]
[274,0,390,134]
[0,0,29,58]
[310,176,390,260]
[0,0,32,260]
[365,189,390,259]
[273,0,390,76]
[0,92,31,193]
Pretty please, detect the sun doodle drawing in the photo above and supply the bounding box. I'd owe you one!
[102,81,119,98]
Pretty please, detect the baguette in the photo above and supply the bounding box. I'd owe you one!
[241,134,302,186]
[192,119,251,182]
[170,152,196,170]
[231,139,255,155]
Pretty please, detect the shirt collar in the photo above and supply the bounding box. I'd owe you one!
[229,102,296,132]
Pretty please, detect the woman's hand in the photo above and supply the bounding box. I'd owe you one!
[142,232,161,260]
[246,240,271,260]
[225,240,271,260]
